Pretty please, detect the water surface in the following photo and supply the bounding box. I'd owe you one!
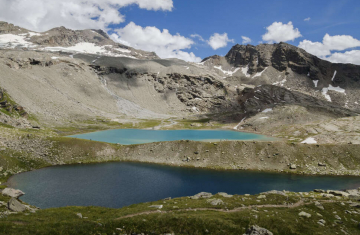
[8,162,360,209]
[69,129,272,145]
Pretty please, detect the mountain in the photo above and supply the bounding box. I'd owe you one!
[0,21,158,59]
[1,22,360,144]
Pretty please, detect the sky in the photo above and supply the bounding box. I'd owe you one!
[0,0,359,64]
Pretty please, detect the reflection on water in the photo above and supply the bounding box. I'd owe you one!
[8,162,360,209]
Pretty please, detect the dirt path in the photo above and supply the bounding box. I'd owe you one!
[115,199,337,220]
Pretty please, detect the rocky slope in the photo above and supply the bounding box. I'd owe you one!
[1,22,360,145]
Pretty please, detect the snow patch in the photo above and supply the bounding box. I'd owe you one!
[114,48,131,53]
[214,66,240,76]
[44,43,137,59]
[233,117,246,130]
[262,108,273,113]
[301,137,317,144]
[331,70,337,81]
[51,57,59,60]
[322,84,346,102]
[313,80,319,88]
[0,34,33,48]
[252,67,268,78]
[273,77,287,87]
[259,117,269,120]
[241,65,251,78]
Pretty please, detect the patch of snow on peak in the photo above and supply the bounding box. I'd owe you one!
[114,48,131,53]
[233,117,246,130]
[191,107,199,112]
[241,65,251,78]
[301,137,317,144]
[0,34,33,48]
[331,70,337,81]
[28,32,41,37]
[313,80,319,88]
[252,67,268,78]
[44,43,137,59]
[273,77,287,87]
[262,108,273,113]
[322,84,346,102]
[214,66,240,76]
[321,88,332,102]
[328,84,345,93]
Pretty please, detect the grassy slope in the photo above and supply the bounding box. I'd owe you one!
[0,192,359,235]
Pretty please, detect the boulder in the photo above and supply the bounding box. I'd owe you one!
[7,198,26,212]
[261,190,286,196]
[299,211,311,218]
[149,205,163,209]
[290,164,297,169]
[314,201,324,210]
[243,225,273,235]
[328,190,349,197]
[76,213,82,218]
[218,192,233,198]
[190,192,213,199]
[207,199,224,206]
[2,188,25,198]
[314,189,325,193]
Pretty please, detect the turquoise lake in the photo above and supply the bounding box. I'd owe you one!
[8,162,360,209]
[69,129,272,145]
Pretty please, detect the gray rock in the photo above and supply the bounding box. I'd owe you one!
[318,162,326,167]
[207,199,224,206]
[335,215,341,220]
[2,188,25,198]
[190,192,213,199]
[76,213,82,218]
[261,190,286,196]
[149,205,163,209]
[299,211,311,218]
[349,195,360,201]
[328,190,349,197]
[290,164,297,169]
[218,192,233,198]
[7,198,26,212]
[314,201,324,210]
[257,195,266,199]
[243,225,273,235]
[314,189,325,193]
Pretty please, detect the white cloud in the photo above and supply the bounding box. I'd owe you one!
[0,0,173,32]
[241,36,252,44]
[326,50,360,65]
[207,33,234,50]
[190,34,205,42]
[298,34,360,64]
[304,17,311,22]
[112,22,201,62]
[262,21,302,43]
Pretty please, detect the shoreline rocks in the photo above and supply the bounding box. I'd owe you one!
[2,188,25,199]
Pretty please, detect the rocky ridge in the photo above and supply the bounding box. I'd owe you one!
[0,21,158,60]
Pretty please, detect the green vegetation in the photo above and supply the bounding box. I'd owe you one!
[0,192,359,234]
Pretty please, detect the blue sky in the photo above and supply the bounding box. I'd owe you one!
[1,0,359,63]
[113,0,360,60]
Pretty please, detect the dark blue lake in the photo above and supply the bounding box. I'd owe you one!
[8,162,360,209]
[69,129,272,145]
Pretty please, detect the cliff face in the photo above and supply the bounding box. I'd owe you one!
[224,42,360,86]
